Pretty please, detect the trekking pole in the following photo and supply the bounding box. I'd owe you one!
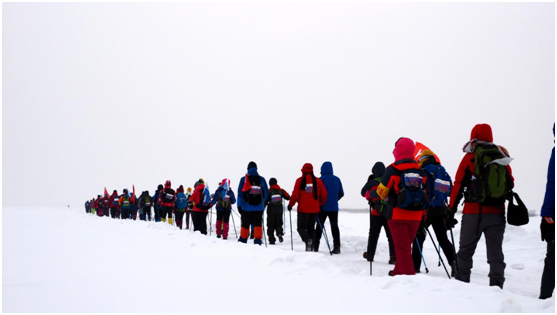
[282,199,286,236]
[262,212,267,248]
[369,205,372,276]
[209,207,213,236]
[449,226,460,279]
[317,216,333,256]
[425,227,451,279]
[414,238,429,273]
[289,210,293,251]
[437,242,442,267]
[230,209,238,238]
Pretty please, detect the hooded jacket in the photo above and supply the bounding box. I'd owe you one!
[377,138,426,221]
[159,182,176,208]
[237,167,269,211]
[449,124,514,215]
[288,163,328,214]
[320,162,344,212]
[192,183,209,213]
[109,192,120,209]
[541,124,555,218]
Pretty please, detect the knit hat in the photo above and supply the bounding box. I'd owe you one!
[177,185,184,193]
[247,161,257,170]
[470,124,493,142]
[393,137,416,161]
[269,178,277,186]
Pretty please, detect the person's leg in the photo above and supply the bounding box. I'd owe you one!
[540,239,555,299]
[329,212,341,250]
[412,223,426,272]
[222,210,231,239]
[252,211,264,245]
[313,212,326,251]
[200,212,208,235]
[267,213,276,244]
[430,216,455,265]
[308,213,318,247]
[297,212,310,242]
[388,220,419,276]
[456,214,481,283]
[175,211,184,229]
[483,214,506,288]
[216,211,224,237]
[239,211,252,243]
[382,217,396,263]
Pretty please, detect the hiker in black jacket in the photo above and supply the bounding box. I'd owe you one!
[266,178,291,245]
[361,162,396,264]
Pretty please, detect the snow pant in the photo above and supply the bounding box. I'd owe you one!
[185,210,191,228]
[267,212,284,243]
[239,211,263,243]
[131,208,138,220]
[91,208,96,215]
[121,208,130,219]
[110,207,118,219]
[139,207,151,221]
[154,206,161,222]
[540,239,555,299]
[216,210,231,238]
[160,206,172,222]
[192,211,208,235]
[103,207,109,217]
[412,216,455,272]
[388,220,420,276]
[456,213,506,288]
[97,208,104,217]
[367,214,395,260]
[314,211,340,250]
[175,210,185,229]
[297,212,318,243]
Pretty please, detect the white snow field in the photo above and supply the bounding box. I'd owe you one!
[2,206,554,313]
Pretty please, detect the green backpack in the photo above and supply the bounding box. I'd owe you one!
[466,144,513,206]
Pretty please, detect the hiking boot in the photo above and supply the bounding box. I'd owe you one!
[254,239,262,246]
[238,237,247,244]
[313,241,320,252]
[388,256,396,265]
[223,236,227,240]
[363,252,373,262]
[217,234,221,239]
[278,235,284,243]
[388,270,395,277]
[415,269,421,274]
[305,239,313,252]
[450,261,457,278]
[269,241,276,245]
[332,245,341,254]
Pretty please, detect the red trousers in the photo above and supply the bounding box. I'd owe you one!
[388,220,420,276]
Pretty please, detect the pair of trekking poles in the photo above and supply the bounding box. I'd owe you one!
[413,223,459,280]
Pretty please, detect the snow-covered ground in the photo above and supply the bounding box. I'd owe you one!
[2,206,554,313]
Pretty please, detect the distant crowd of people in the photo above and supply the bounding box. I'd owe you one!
[84,123,554,299]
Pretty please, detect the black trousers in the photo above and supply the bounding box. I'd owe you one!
[412,216,455,271]
[267,213,284,243]
[241,211,263,229]
[367,213,395,259]
[192,211,208,235]
[161,206,172,221]
[314,211,340,247]
[121,208,130,219]
[216,210,231,223]
[110,207,118,219]
[297,212,318,243]
[154,206,161,222]
[540,239,555,299]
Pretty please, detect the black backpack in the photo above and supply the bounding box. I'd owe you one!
[244,176,263,206]
[269,188,283,205]
[163,188,175,203]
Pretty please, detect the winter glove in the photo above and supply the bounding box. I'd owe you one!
[445,210,458,229]
[540,217,555,242]
[287,205,292,211]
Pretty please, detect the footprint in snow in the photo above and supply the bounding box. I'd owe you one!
[511,263,525,270]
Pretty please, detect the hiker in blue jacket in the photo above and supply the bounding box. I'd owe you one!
[237,161,269,245]
[314,161,344,254]
[540,123,555,300]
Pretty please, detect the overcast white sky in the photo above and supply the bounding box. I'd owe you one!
[3,2,555,210]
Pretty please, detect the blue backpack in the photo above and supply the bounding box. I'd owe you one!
[424,164,452,208]
[397,169,428,211]
[176,192,187,210]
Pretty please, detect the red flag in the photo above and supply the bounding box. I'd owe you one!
[241,174,252,192]
[104,187,108,196]
[414,142,441,164]
[132,185,136,203]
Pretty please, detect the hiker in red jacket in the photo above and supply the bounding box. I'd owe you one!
[288,163,328,252]
[108,190,120,219]
[377,138,427,276]
[449,123,514,288]
[191,179,210,235]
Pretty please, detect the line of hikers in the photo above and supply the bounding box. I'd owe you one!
[83,123,554,299]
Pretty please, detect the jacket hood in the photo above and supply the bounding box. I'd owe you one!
[177,185,184,193]
[470,124,493,142]
[269,178,277,186]
[302,163,314,174]
[270,184,282,190]
[247,167,259,176]
[321,161,333,175]
[393,138,416,161]
[372,162,386,178]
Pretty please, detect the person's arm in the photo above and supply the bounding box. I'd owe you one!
[449,155,471,212]
[338,178,344,201]
[318,179,328,207]
[282,189,291,200]
[288,178,301,209]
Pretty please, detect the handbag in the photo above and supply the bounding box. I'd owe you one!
[507,192,529,226]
